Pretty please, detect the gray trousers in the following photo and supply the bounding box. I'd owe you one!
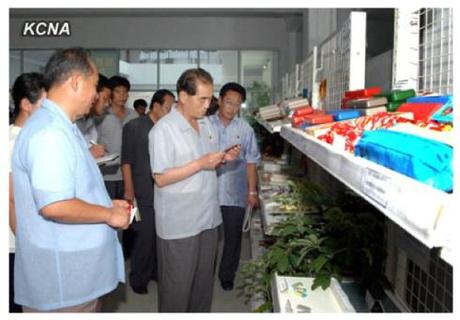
[157,227,218,312]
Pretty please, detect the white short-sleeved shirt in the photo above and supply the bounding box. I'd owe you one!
[9,124,21,252]
[149,107,222,240]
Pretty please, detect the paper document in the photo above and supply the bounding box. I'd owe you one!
[96,153,119,165]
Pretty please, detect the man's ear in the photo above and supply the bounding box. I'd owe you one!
[20,97,33,114]
[178,91,188,105]
[69,73,80,92]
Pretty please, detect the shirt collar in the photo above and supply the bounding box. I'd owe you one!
[42,98,73,126]
[171,106,196,132]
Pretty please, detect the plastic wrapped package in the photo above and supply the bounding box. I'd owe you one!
[397,102,443,122]
[344,87,381,99]
[345,97,388,109]
[327,109,362,121]
[355,129,453,192]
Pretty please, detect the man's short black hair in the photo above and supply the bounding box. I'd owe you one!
[12,72,46,118]
[133,99,148,110]
[43,47,94,90]
[176,68,213,96]
[97,74,111,92]
[109,75,131,91]
[219,82,246,102]
[150,89,175,109]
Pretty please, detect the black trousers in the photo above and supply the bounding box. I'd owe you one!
[10,253,22,312]
[129,204,158,287]
[218,206,246,284]
[104,180,134,258]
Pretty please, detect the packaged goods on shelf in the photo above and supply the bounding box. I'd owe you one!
[282,98,310,112]
[259,104,284,120]
[344,97,388,109]
[353,107,387,116]
[377,89,416,102]
[327,109,362,121]
[354,129,453,192]
[344,87,381,99]
[270,173,291,185]
[317,112,414,153]
[397,102,443,122]
[303,113,334,125]
[386,101,403,112]
[407,95,451,104]
[292,106,314,117]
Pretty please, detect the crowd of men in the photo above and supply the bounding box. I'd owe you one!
[9,47,260,313]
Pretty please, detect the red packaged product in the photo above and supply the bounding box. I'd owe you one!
[292,106,314,117]
[304,113,334,125]
[344,87,381,99]
[397,102,443,122]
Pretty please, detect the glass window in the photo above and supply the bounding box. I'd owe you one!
[23,50,54,73]
[10,50,21,88]
[119,49,158,91]
[159,49,198,91]
[199,50,238,92]
[90,50,119,78]
[240,50,278,109]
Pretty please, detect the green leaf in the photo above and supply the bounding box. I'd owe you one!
[277,255,289,273]
[312,275,331,290]
[255,301,272,312]
[311,255,329,273]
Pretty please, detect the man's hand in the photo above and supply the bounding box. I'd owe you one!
[89,144,105,159]
[107,200,130,229]
[248,194,259,208]
[199,152,225,170]
[223,145,241,162]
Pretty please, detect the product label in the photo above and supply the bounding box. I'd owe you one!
[362,168,391,207]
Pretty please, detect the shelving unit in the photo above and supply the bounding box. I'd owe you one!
[279,125,453,265]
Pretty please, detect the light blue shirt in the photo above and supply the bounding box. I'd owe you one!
[12,99,125,311]
[209,113,261,208]
[149,107,222,239]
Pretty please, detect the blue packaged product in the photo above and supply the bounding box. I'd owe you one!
[407,95,451,104]
[327,109,362,121]
[355,129,452,192]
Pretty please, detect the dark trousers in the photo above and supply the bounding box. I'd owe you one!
[10,253,22,313]
[218,206,246,284]
[157,227,218,312]
[104,180,134,258]
[129,204,158,287]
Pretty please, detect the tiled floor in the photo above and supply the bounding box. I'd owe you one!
[101,231,252,312]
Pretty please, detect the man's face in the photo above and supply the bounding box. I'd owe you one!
[218,90,242,122]
[135,106,146,116]
[180,81,213,119]
[111,86,129,107]
[156,94,175,119]
[92,87,111,116]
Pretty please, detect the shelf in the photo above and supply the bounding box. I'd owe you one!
[255,117,290,134]
[280,125,453,264]
[271,273,356,313]
[259,198,290,236]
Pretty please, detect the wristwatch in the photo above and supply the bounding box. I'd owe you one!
[249,191,258,196]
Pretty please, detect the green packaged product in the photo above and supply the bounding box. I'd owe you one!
[377,89,416,102]
[386,101,403,112]
[391,89,416,102]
